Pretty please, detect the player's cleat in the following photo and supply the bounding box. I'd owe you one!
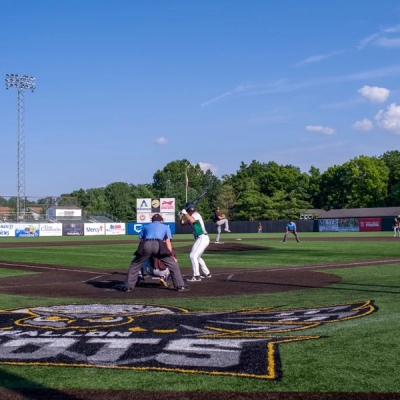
[214,241,220,244]
[136,275,145,287]
[159,276,169,288]
[224,229,231,232]
[177,285,190,292]
[200,273,212,278]
[115,284,131,292]
[187,276,202,282]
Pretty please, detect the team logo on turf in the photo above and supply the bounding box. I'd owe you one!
[0,301,376,380]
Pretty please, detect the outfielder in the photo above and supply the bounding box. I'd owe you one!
[179,202,212,282]
[283,218,300,243]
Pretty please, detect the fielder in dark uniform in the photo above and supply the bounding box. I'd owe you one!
[283,219,300,243]
[118,214,189,292]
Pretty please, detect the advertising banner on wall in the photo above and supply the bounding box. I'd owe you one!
[359,218,381,232]
[0,224,15,237]
[126,222,176,235]
[137,213,151,223]
[137,212,176,223]
[338,218,359,232]
[39,223,63,237]
[105,223,126,235]
[162,213,176,222]
[127,223,145,235]
[136,199,152,213]
[151,198,160,212]
[318,219,338,232]
[62,223,84,236]
[15,224,39,237]
[160,198,175,212]
[84,223,105,236]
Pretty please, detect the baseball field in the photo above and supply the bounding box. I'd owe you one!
[0,232,399,400]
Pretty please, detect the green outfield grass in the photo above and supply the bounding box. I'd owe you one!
[0,233,399,393]
[0,233,398,269]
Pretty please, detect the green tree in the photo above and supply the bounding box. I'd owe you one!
[307,166,322,208]
[320,156,389,209]
[152,159,220,218]
[234,179,270,221]
[216,184,236,220]
[85,188,107,213]
[379,150,400,206]
[105,182,134,221]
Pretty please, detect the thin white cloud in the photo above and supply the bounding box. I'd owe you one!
[296,49,347,67]
[296,24,400,67]
[375,37,400,48]
[153,137,168,145]
[202,64,400,106]
[358,24,400,49]
[375,103,400,134]
[357,86,390,103]
[319,97,365,109]
[305,125,335,135]
[352,119,374,131]
[358,32,382,49]
[198,162,218,174]
[383,24,400,33]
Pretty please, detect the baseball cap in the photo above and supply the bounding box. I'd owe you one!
[151,213,163,222]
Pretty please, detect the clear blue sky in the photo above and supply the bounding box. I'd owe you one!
[2,0,400,197]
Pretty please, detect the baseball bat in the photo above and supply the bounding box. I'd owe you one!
[191,189,208,204]
[177,189,208,219]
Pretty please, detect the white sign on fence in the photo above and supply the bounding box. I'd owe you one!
[105,223,126,235]
[39,223,63,237]
[84,223,105,236]
[0,224,15,237]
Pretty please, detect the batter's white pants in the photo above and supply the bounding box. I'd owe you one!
[190,234,211,277]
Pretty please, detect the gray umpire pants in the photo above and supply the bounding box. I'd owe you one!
[215,219,229,242]
[124,240,185,289]
[283,231,300,242]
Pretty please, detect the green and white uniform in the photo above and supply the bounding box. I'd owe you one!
[189,212,210,277]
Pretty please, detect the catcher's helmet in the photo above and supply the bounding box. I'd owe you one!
[184,202,196,212]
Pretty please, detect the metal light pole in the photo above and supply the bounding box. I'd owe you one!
[5,74,36,221]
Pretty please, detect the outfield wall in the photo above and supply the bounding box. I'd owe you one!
[0,217,394,238]
[0,222,126,237]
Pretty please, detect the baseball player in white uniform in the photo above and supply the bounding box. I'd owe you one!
[179,202,211,282]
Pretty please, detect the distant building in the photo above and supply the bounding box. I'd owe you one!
[46,206,82,220]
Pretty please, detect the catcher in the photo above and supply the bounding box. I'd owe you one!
[138,246,177,287]
[212,206,230,244]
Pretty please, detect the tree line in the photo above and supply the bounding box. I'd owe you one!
[1,151,399,221]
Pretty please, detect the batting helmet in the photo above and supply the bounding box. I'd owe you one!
[184,202,196,212]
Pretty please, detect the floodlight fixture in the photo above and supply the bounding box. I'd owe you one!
[5,73,36,220]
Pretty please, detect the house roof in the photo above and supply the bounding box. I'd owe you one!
[46,206,81,210]
[317,207,400,219]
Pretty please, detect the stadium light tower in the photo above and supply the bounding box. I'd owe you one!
[5,74,36,221]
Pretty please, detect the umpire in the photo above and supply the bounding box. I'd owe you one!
[283,218,300,243]
[120,214,189,292]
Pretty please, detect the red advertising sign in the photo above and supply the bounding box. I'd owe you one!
[359,218,381,232]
